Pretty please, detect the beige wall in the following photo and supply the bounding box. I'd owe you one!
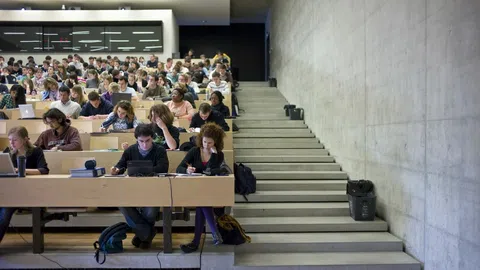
[271,0,480,269]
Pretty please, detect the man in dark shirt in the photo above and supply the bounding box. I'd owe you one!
[111,124,169,249]
[146,54,158,68]
[190,103,230,131]
[79,91,113,119]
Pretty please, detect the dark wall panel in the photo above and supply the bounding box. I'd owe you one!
[179,23,265,81]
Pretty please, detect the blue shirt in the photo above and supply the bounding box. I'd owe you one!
[80,97,113,117]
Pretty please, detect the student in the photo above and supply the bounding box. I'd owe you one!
[100,100,139,132]
[50,85,81,119]
[0,67,17,84]
[190,103,230,131]
[86,69,100,88]
[32,68,46,93]
[210,91,230,117]
[22,78,36,96]
[118,76,138,101]
[164,87,195,119]
[102,82,119,103]
[138,56,146,67]
[217,64,233,83]
[42,77,60,101]
[186,73,200,93]
[142,75,167,100]
[79,91,113,120]
[0,126,49,243]
[112,124,169,249]
[206,72,230,95]
[178,74,198,100]
[146,54,158,68]
[70,85,87,108]
[177,123,226,253]
[35,108,82,151]
[99,73,113,94]
[127,73,139,92]
[0,85,26,109]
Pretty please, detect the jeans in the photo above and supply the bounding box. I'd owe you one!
[118,207,159,242]
[192,207,219,246]
[0,208,17,243]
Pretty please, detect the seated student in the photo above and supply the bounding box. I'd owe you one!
[164,86,195,120]
[127,73,139,92]
[35,108,82,151]
[111,124,169,249]
[32,68,45,93]
[186,72,200,93]
[86,69,100,88]
[146,54,158,68]
[79,91,113,120]
[178,74,198,100]
[99,73,113,94]
[0,126,49,243]
[166,67,180,84]
[70,85,87,108]
[41,77,60,101]
[100,100,139,132]
[210,91,230,117]
[142,75,167,100]
[217,64,233,83]
[0,67,17,84]
[22,78,36,96]
[50,85,82,119]
[102,82,119,103]
[118,76,138,101]
[177,123,226,253]
[190,103,230,131]
[0,85,26,109]
[206,72,230,95]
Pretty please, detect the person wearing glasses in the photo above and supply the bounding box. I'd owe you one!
[34,108,83,151]
[110,124,169,249]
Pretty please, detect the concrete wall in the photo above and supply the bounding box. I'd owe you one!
[0,10,179,62]
[270,0,479,269]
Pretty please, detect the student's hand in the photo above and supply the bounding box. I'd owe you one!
[92,115,99,120]
[111,167,120,175]
[100,127,106,132]
[156,118,167,130]
[210,147,217,154]
[187,166,196,174]
[188,128,195,133]
[51,146,58,151]
[147,97,153,101]
[121,142,129,150]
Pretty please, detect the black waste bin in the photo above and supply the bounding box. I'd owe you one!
[283,104,296,116]
[346,180,376,221]
[269,78,277,87]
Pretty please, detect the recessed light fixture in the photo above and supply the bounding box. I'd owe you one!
[109,40,129,42]
[139,39,159,42]
[4,32,25,35]
[91,47,108,52]
[44,33,59,36]
[51,40,71,43]
[132,32,154,34]
[78,40,102,43]
[101,32,122,34]
[20,40,40,43]
[71,31,90,35]
[145,46,162,49]
[118,47,135,49]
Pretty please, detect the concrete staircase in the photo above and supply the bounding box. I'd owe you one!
[230,82,420,270]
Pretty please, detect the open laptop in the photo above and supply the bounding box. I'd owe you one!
[18,104,42,119]
[127,160,154,177]
[111,93,132,107]
[0,153,18,177]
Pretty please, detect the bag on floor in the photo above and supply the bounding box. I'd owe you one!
[93,222,130,264]
[234,163,256,200]
[231,93,240,116]
[217,214,251,245]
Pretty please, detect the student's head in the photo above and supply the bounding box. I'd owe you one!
[210,91,224,106]
[87,91,102,108]
[47,66,55,75]
[13,63,20,71]
[196,123,225,151]
[108,82,120,94]
[218,64,227,74]
[62,58,68,67]
[26,67,34,76]
[200,54,206,60]
[34,68,43,78]
[23,78,34,93]
[43,60,50,69]
[58,85,71,103]
[10,85,26,104]
[166,58,173,65]
[103,74,113,89]
[148,104,174,126]
[178,74,187,83]
[70,85,84,101]
[87,69,98,80]
[114,100,135,122]
[149,54,156,62]
[171,86,186,103]
[139,56,145,62]
[198,103,212,120]
[43,108,68,130]
[8,126,34,153]
[188,49,194,56]
[88,56,95,64]
[158,74,167,86]
[211,71,221,84]
[44,77,59,91]
[134,124,154,151]
[128,73,135,83]
[118,76,128,89]
[149,75,159,85]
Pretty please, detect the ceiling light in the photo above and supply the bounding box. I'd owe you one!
[109,40,129,42]
[44,33,59,36]
[139,39,159,42]
[62,5,65,10]
[71,31,90,35]
[132,32,154,34]
[101,32,121,34]
[145,46,162,49]
[21,7,26,11]
[78,40,102,43]
[20,50,28,52]
[90,47,108,52]
[51,40,71,43]
[20,40,41,43]
[4,32,25,35]
[118,47,135,50]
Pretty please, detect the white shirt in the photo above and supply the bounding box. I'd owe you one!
[119,86,137,97]
[189,81,200,93]
[207,80,230,95]
[50,100,81,119]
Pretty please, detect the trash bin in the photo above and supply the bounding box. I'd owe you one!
[269,78,277,87]
[283,104,296,116]
[289,108,304,120]
[346,180,376,221]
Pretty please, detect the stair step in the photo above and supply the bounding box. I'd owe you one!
[246,163,341,171]
[235,120,307,129]
[239,115,288,120]
[255,171,348,180]
[256,180,346,191]
[234,130,315,138]
[235,191,347,202]
[237,216,388,232]
[234,252,421,269]
[235,149,329,156]
[233,202,349,217]
[235,138,319,144]
[240,108,284,114]
[235,142,324,149]
[234,232,404,253]
[236,155,335,163]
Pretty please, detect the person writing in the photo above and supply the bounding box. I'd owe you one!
[79,91,113,120]
[34,108,83,151]
[176,123,226,253]
[190,103,230,131]
[100,100,139,132]
[0,126,50,243]
[0,85,26,109]
[111,124,169,249]
[209,91,230,117]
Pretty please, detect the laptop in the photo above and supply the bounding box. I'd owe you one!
[127,160,154,177]
[111,93,132,107]
[0,153,18,177]
[18,104,41,119]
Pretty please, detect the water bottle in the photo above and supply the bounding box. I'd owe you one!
[17,155,26,177]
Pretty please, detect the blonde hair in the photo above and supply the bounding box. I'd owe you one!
[8,126,34,155]
[109,82,120,93]
[71,85,87,105]
[148,104,174,126]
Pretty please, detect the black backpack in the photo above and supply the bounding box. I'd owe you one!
[234,163,256,200]
[231,93,240,116]
[93,222,130,264]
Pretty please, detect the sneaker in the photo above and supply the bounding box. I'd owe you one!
[180,242,198,253]
[131,236,141,248]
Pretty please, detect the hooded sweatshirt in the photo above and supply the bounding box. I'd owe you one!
[34,120,83,151]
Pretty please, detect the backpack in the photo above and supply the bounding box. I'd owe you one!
[231,93,240,116]
[234,163,256,200]
[93,222,130,264]
[216,214,251,245]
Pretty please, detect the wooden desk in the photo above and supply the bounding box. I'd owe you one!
[177,118,233,132]
[0,174,234,253]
